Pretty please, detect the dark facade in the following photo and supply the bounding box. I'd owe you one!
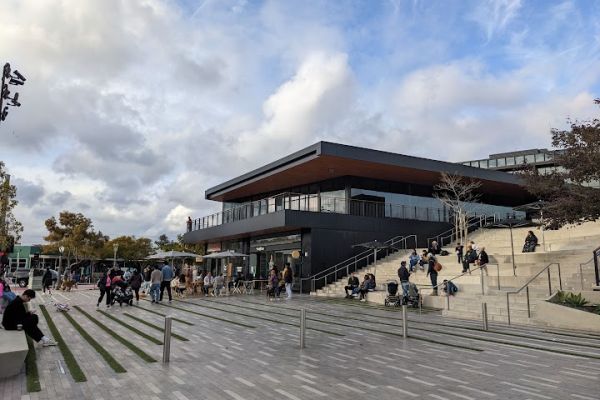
[183,142,533,281]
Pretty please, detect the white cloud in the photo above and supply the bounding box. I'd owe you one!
[0,0,598,245]
[470,0,522,40]
[235,52,355,160]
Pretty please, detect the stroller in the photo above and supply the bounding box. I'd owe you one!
[111,283,134,307]
[403,282,420,308]
[384,281,401,307]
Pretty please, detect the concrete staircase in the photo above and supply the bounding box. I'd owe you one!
[312,220,600,326]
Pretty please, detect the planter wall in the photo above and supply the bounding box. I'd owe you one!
[535,292,600,333]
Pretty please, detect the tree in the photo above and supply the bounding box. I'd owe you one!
[154,233,204,254]
[154,234,171,251]
[43,211,109,282]
[0,161,23,251]
[523,99,600,228]
[101,236,153,261]
[434,172,482,245]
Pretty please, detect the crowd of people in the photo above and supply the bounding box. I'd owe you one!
[341,237,495,301]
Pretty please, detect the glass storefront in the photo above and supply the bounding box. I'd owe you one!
[249,234,302,279]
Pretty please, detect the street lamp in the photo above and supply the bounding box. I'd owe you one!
[113,243,119,270]
[57,246,64,288]
[0,63,26,124]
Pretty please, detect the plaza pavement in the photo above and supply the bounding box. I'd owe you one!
[1,288,600,400]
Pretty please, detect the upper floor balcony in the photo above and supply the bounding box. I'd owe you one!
[186,192,452,234]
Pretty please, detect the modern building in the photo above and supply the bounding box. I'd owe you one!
[182,142,532,285]
[461,148,599,188]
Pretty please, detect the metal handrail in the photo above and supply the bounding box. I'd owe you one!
[304,234,407,282]
[506,262,561,325]
[594,246,600,287]
[579,257,594,290]
[415,261,502,311]
[190,191,451,232]
[427,214,499,247]
[301,235,417,293]
[427,214,480,246]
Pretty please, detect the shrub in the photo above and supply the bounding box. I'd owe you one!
[564,292,589,308]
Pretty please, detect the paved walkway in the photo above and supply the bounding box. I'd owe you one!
[1,290,600,400]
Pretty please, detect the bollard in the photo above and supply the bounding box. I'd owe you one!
[300,308,306,349]
[446,293,450,310]
[482,303,488,331]
[402,305,408,338]
[480,268,485,295]
[163,316,172,363]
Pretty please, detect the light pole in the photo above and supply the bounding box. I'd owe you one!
[57,245,64,288]
[0,63,26,124]
[113,243,119,270]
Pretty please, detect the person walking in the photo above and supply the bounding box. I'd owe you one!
[455,244,464,264]
[129,269,143,303]
[2,289,57,346]
[397,261,411,297]
[462,245,477,274]
[150,266,162,303]
[159,261,174,302]
[478,246,490,276]
[42,267,53,295]
[97,270,112,308]
[283,263,293,300]
[426,254,439,296]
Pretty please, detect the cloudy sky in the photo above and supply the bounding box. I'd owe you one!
[1,0,599,244]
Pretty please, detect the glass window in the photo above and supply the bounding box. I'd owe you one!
[506,157,515,166]
[525,154,535,164]
[479,160,488,168]
[535,153,545,162]
[515,155,525,165]
[497,158,506,167]
[488,159,497,168]
[470,161,479,168]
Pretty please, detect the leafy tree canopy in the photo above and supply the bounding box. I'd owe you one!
[43,211,108,260]
[101,236,153,261]
[155,233,203,254]
[0,161,23,250]
[523,99,600,228]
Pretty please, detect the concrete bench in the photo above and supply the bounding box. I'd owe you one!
[0,329,28,378]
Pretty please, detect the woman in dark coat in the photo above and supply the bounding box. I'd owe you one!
[523,231,538,252]
[129,269,143,303]
[42,268,53,294]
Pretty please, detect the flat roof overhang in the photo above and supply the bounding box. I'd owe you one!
[206,142,531,203]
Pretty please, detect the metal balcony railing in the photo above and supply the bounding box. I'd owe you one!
[187,192,452,232]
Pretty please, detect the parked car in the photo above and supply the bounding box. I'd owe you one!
[6,268,58,288]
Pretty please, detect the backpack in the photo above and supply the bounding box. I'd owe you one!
[434,262,443,272]
[440,250,449,256]
[447,281,458,294]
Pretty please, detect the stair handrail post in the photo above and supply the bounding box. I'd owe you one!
[482,302,489,331]
[446,293,450,310]
[496,263,500,290]
[547,268,552,296]
[311,278,315,293]
[526,285,531,318]
[557,262,562,291]
[506,293,511,325]
[480,267,485,295]
[580,262,584,290]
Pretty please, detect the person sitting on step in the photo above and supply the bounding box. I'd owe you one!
[2,289,57,347]
[357,274,375,302]
[344,272,360,298]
